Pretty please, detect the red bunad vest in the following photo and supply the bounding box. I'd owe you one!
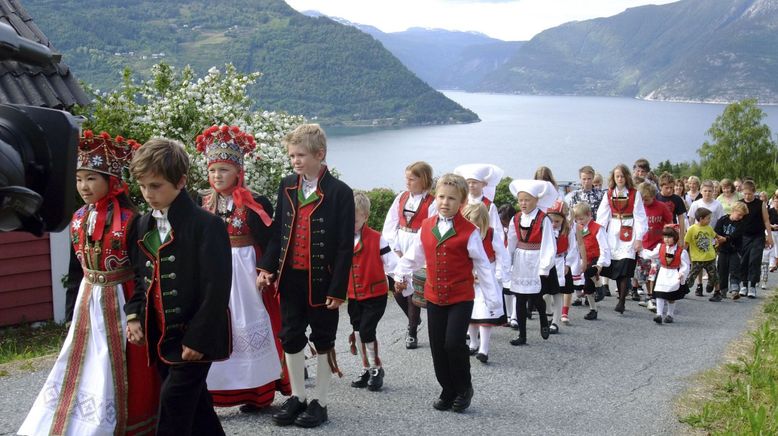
[582,220,602,266]
[659,244,682,269]
[420,213,477,306]
[608,187,637,217]
[348,225,390,301]
[556,230,570,257]
[482,227,496,263]
[398,191,434,232]
[289,201,316,271]
[512,210,546,250]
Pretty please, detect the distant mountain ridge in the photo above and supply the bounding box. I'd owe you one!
[476,0,778,103]
[23,0,479,126]
[304,11,524,90]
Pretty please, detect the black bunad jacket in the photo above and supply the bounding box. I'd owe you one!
[125,190,233,364]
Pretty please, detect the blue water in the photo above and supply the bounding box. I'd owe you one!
[327,92,778,191]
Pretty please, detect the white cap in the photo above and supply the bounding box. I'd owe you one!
[509,179,560,210]
[454,163,504,201]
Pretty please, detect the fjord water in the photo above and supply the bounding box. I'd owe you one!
[327,91,778,191]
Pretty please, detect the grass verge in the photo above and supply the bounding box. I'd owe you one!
[679,293,778,434]
[0,322,67,366]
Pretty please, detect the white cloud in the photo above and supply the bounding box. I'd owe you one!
[285,0,681,41]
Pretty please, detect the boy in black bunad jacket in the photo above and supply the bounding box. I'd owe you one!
[257,124,355,428]
[348,192,398,391]
[394,174,500,413]
[125,138,233,436]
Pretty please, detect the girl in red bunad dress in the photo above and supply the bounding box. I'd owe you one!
[19,131,159,436]
[195,125,290,412]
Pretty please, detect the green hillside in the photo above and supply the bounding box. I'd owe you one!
[25,0,479,126]
[477,0,778,103]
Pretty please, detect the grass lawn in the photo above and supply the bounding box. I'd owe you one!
[680,293,778,434]
[0,322,67,368]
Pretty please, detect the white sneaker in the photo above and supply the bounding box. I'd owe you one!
[740,286,748,297]
[647,300,656,311]
[638,300,648,307]
[761,283,767,290]
[748,287,757,299]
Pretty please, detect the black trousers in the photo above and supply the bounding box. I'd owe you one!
[740,235,765,286]
[348,294,388,343]
[718,250,741,289]
[388,275,421,332]
[279,269,339,353]
[515,293,547,338]
[427,300,473,399]
[156,361,224,436]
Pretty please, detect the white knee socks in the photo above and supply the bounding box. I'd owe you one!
[468,324,479,350]
[314,353,332,407]
[586,294,597,312]
[667,301,675,317]
[656,298,666,317]
[552,294,563,325]
[478,326,492,355]
[365,341,379,369]
[354,331,368,369]
[286,350,307,401]
[504,294,516,320]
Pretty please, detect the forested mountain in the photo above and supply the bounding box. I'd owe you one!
[476,0,778,103]
[24,0,479,126]
[304,12,524,90]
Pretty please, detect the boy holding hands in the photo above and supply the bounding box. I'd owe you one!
[257,124,354,428]
[684,208,720,298]
[126,139,233,436]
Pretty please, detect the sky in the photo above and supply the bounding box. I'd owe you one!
[284,0,681,41]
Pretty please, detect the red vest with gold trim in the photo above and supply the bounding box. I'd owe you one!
[582,220,602,264]
[512,210,546,250]
[556,230,570,256]
[659,244,682,269]
[348,226,389,300]
[420,213,476,306]
[289,201,315,271]
[607,188,637,217]
[70,204,134,273]
[201,193,256,248]
[398,191,434,230]
[482,196,492,209]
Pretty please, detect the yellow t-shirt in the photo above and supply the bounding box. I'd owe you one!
[684,223,717,262]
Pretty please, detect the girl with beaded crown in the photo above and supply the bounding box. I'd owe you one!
[196,125,290,412]
[19,131,160,436]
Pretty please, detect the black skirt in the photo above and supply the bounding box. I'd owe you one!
[560,270,574,294]
[654,284,689,302]
[603,258,637,280]
[541,266,561,295]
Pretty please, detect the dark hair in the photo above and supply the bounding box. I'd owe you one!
[662,225,679,242]
[695,207,712,222]
[498,204,516,225]
[130,138,190,185]
[633,158,650,172]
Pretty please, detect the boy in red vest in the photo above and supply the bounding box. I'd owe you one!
[348,192,398,392]
[257,124,355,428]
[394,173,500,413]
[572,202,611,320]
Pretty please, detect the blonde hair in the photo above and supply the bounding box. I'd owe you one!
[731,202,748,215]
[701,180,715,190]
[593,173,603,186]
[353,191,371,216]
[130,138,189,184]
[637,181,657,199]
[572,202,592,218]
[534,166,557,189]
[283,123,327,156]
[461,203,490,238]
[687,175,701,188]
[405,161,433,191]
[435,173,468,203]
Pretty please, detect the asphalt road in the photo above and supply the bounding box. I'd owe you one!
[1,279,773,436]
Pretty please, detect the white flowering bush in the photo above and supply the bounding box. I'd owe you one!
[80,63,305,206]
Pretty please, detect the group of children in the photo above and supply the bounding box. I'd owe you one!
[17,124,776,434]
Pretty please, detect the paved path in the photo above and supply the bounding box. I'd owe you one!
[1,280,774,435]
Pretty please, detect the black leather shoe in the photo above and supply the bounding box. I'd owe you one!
[510,336,526,346]
[405,329,418,349]
[367,367,384,391]
[653,315,662,324]
[540,325,550,340]
[239,404,262,414]
[272,396,307,426]
[571,299,583,306]
[469,347,478,356]
[584,310,597,320]
[351,368,370,388]
[549,323,559,334]
[452,387,474,413]
[475,353,488,363]
[294,399,328,428]
[433,395,454,411]
[614,301,625,314]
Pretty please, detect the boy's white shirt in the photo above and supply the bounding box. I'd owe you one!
[688,198,724,228]
[152,208,171,241]
[393,215,501,311]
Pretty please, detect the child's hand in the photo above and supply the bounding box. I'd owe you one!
[182,345,204,361]
[257,270,276,289]
[325,297,342,310]
[127,320,144,346]
[632,239,643,252]
[394,280,407,294]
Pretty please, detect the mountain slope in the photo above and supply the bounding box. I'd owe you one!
[23,0,479,126]
[477,0,778,103]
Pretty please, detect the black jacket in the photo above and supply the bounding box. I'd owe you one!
[259,167,355,306]
[125,190,232,364]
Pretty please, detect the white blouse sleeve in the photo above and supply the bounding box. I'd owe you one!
[566,230,583,276]
[642,243,662,261]
[538,216,557,276]
[379,235,399,275]
[426,197,438,218]
[381,193,403,252]
[393,232,425,282]
[679,249,691,282]
[596,227,611,267]
[493,227,511,285]
[596,195,611,228]
[467,229,501,311]
[488,204,504,245]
